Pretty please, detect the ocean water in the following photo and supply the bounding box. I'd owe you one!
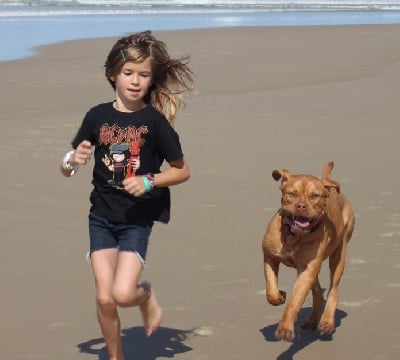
[2,1,400,15]
[1,1,400,61]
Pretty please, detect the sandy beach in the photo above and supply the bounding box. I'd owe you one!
[1,25,400,359]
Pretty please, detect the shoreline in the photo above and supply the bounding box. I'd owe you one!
[1,25,400,359]
[1,10,400,62]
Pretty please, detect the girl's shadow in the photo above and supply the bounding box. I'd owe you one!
[260,307,347,360]
[77,326,194,360]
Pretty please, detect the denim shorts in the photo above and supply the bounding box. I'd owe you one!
[88,212,153,265]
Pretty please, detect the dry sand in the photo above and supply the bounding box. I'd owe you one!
[1,25,400,359]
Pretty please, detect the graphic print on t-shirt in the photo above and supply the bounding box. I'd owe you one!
[99,123,148,189]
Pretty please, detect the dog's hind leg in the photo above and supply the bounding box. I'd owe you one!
[301,276,324,330]
[318,241,347,334]
[319,209,354,334]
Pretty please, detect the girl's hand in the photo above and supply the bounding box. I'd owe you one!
[123,176,146,196]
[73,140,92,166]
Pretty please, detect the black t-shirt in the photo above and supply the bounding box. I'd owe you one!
[71,102,184,224]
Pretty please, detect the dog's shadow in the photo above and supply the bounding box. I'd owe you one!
[77,326,194,360]
[260,307,347,360]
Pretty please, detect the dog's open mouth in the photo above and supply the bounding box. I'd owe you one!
[293,216,311,229]
[283,214,323,235]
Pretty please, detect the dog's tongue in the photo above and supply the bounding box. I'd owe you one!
[294,217,310,228]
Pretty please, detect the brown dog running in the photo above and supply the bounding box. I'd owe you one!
[262,162,355,341]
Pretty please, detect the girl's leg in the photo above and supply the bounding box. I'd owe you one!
[112,251,162,336]
[91,248,124,360]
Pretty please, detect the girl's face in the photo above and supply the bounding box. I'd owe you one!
[112,58,153,109]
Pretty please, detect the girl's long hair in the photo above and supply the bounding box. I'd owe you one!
[104,31,194,125]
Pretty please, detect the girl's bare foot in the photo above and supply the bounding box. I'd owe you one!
[139,282,162,336]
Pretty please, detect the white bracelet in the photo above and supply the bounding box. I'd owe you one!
[63,150,79,175]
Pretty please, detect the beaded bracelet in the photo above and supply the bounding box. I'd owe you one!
[142,176,153,192]
[144,173,156,188]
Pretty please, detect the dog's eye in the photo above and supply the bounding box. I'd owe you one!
[311,193,321,200]
[286,191,295,198]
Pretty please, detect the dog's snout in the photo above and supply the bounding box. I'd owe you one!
[296,202,308,212]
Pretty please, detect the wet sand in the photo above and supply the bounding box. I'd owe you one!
[1,25,400,359]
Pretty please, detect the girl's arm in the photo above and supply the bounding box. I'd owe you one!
[122,158,190,196]
[60,140,93,177]
[153,158,190,187]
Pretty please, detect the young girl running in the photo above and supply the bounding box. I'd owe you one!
[61,31,194,360]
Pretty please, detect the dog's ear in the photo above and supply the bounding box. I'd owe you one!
[322,161,334,179]
[322,178,341,193]
[272,169,292,188]
[321,161,340,193]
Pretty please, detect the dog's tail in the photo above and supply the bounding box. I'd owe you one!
[322,161,341,193]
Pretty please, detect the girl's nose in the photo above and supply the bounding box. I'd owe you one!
[131,74,139,84]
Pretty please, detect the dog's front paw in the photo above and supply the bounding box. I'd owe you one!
[275,321,295,342]
[267,290,286,306]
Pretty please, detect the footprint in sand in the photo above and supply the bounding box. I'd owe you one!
[360,205,380,211]
[349,257,366,264]
[192,327,213,337]
[379,231,400,237]
[48,321,73,331]
[340,297,379,307]
[387,283,400,288]
[201,264,222,271]
[381,191,393,196]
[199,203,218,208]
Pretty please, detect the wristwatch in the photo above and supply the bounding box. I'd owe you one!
[62,150,79,174]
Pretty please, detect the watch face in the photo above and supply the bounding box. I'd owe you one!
[63,150,74,163]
